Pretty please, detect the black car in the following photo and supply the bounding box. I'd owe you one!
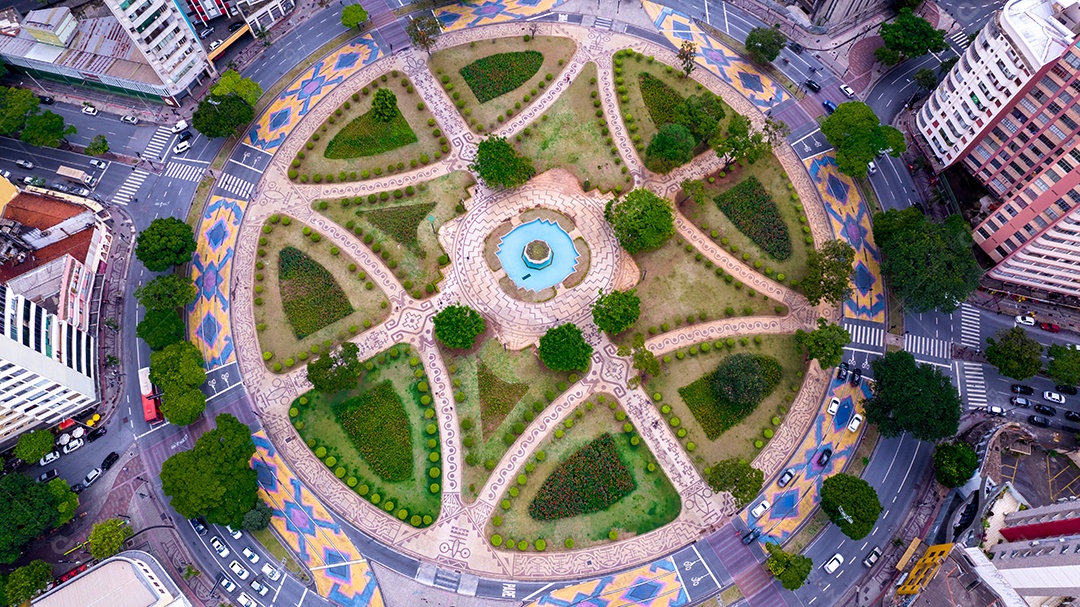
[778,467,797,487]
[1065,410,1080,422]
[228,21,245,32]
[789,41,804,53]
[1057,385,1079,396]
[87,427,107,442]
[178,130,193,142]
[71,483,84,494]
[850,368,862,387]
[836,362,849,381]
[817,448,833,466]
[805,79,822,92]
[1030,415,1052,428]
[1013,384,1035,395]
[1035,404,1058,416]
[101,451,120,471]
[742,529,761,545]
[37,95,53,105]
[190,517,208,535]
[1011,396,1031,407]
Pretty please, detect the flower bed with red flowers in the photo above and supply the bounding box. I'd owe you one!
[714,176,792,261]
[527,433,636,521]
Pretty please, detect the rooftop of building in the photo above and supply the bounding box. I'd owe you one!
[0,193,93,283]
[1002,0,1079,66]
[33,551,189,607]
[907,545,1025,607]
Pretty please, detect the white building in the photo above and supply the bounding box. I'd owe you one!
[33,551,192,607]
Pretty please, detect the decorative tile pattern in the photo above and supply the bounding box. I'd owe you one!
[434,0,567,32]
[247,37,383,152]
[528,558,689,607]
[641,0,787,110]
[188,195,247,368]
[804,153,885,322]
[253,431,386,607]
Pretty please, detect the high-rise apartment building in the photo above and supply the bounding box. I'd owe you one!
[988,501,1080,596]
[916,0,1080,298]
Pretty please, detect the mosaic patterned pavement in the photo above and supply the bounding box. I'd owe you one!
[188,195,248,369]
[804,152,885,323]
[528,558,689,607]
[642,0,787,110]
[252,431,386,607]
[434,0,567,32]
[741,377,871,543]
[247,36,383,152]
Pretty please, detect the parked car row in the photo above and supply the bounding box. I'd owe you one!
[200,517,283,602]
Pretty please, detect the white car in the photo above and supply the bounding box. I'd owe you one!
[208,39,223,51]
[89,159,108,170]
[229,560,249,580]
[839,84,856,98]
[62,438,84,454]
[227,526,243,540]
[81,106,98,116]
[237,593,256,607]
[988,405,1006,416]
[120,115,139,125]
[1016,315,1036,326]
[171,120,188,133]
[173,140,191,155]
[210,536,230,558]
[83,467,102,486]
[751,500,771,518]
[242,546,260,564]
[261,563,281,581]
[827,397,841,416]
[848,413,864,433]
[220,577,237,592]
[1044,391,1066,404]
[824,553,844,574]
[250,579,269,596]
[39,451,60,466]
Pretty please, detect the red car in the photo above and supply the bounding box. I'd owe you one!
[1041,323,1061,333]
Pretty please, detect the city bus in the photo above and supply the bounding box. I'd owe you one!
[139,367,162,423]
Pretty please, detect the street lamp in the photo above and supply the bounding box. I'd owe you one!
[837,505,854,524]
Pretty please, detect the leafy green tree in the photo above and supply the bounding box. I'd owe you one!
[471,136,536,188]
[629,333,660,381]
[879,9,946,60]
[671,92,726,143]
[766,543,813,590]
[135,274,198,312]
[677,40,697,76]
[5,561,51,604]
[0,474,59,563]
[406,14,441,53]
[85,134,109,156]
[135,217,197,272]
[433,304,486,349]
[704,458,763,508]
[605,188,675,253]
[149,341,206,397]
[933,442,978,488]
[192,94,254,139]
[21,111,75,147]
[160,388,207,426]
[873,208,981,312]
[341,4,369,29]
[894,0,922,11]
[985,326,1043,381]
[306,342,362,393]
[161,414,258,527]
[136,309,185,351]
[0,87,39,136]
[592,289,640,335]
[371,88,399,122]
[645,122,696,173]
[795,318,851,369]
[211,69,263,107]
[867,350,961,441]
[821,101,906,178]
[47,478,78,525]
[242,500,273,531]
[711,353,781,408]
[820,473,882,540]
[537,324,593,372]
[802,239,856,306]
[88,518,133,560]
[1048,344,1080,387]
[711,114,784,165]
[745,26,788,64]
[914,68,939,90]
[873,45,902,66]
[14,430,54,463]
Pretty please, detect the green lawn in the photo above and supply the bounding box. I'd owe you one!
[254,216,389,371]
[647,335,807,468]
[325,110,417,159]
[292,344,442,527]
[491,396,681,551]
[448,339,573,502]
[251,528,303,575]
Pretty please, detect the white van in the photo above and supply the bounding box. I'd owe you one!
[171,119,188,133]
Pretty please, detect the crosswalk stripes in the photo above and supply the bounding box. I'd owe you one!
[950,30,972,50]
[594,16,613,29]
[114,169,150,202]
[962,362,988,409]
[164,162,204,182]
[144,126,174,159]
[905,334,951,359]
[844,322,884,348]
[959,304,982,348]
[217,173,254,199]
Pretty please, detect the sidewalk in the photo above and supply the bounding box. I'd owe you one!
[95,206,137,425]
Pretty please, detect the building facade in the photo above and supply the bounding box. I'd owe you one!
[915,0,1080,298]
[989,501,1080,596]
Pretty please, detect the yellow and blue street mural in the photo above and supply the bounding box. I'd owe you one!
[435,0,568,31]
[188,195,247,369]
[529,558,689,607]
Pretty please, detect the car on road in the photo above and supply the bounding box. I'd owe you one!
[37,95,53,104]
[1045,391,1066,404]
[864,547,882,567]
[824,553,844,574]
[81,106,98,116]
[38,469,57,483]
[1066,410,1080,422]
[73,187,90,197]
[242,547,260,564]
[70,482,84,494]
[1011,397,1031,407]
[178,130,193,142]
[818,448,833,466]
[229,21,246,32]
[805,79,822,92]
[227,526,243,540]
[839,84,855,98]
[866,160,877,175]
[1030,415,1052,428]
[237,593,256,607]
[229,561,250,580]
[1057,385,1079,396]
[848,413,864,433]
[210,536,230,558]
[50,182,70,193]
[1013,384,1035,395]
[778,467,797,487]
[789,41,804,53]
[1035,404,1058,416]
[208,39,223,51]
[62,438,84,454]
[173,140,191,155]
[39,451,59,467]
[199,27,214,39]
[1016,315,1035,326]
[850,368,862,387]
[87,427,107,442]
[89,158,108,170]
[15,159,33,169]
[751,500,771,518]
[827,397,841,415]
[261,564,281,581]
[0,169,9,179]
[83,467,101,486]
[171,120,188,133]
[219,576,236,593]
[250,579,269,596]
[1041,322,1061,333]
[190,518,208,536]
[101,451,120,471]
[822,99,838,114]
[21,175,44,186]
[742,529,761,545]
[837,362,849,381]
[988,405,1006,416]
[120,115,139,125]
